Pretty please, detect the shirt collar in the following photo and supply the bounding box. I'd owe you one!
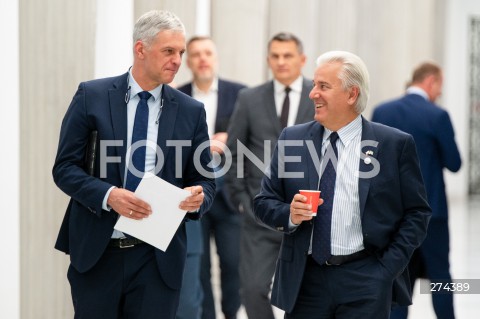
[129,72,163,102]
[323,115,362,147]
[406,86,429,101]
[192,77,219,95]
[274,75,303,94]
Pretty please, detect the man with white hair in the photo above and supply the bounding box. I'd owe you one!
[254,51,431,318]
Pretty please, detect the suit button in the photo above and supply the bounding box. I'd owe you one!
[364,233,368,237]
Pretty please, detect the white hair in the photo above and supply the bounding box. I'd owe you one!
[316,51,370,113]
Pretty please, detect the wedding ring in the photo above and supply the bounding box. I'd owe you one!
[129,210,133,216]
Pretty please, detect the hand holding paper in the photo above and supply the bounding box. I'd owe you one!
[179,185,204,212]
[107,187,152,220]
[114,173,191,251]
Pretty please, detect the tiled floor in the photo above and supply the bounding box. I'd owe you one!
[408,195,480,319]
[210,195,480,318]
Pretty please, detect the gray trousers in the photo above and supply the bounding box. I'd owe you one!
[240,210,283,319]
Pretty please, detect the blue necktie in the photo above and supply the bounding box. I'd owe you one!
[125,91,151,192]
[312,132,339,265]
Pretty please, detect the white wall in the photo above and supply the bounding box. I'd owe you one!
[8,1,479,318]
[0,0,20,317]
[95,0,134,78]
[195,0,210,35]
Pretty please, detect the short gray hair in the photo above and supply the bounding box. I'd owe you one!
[133,10,185,46]
[316,51,370,113]
[268,32,304,54]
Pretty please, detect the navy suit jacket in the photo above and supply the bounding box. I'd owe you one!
[177,79,246,254]
[177,79,246,135]
[372,93,461,220]
[53,73,216,290]
[254,118,431,312]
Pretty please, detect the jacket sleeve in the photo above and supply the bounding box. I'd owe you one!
[52,83,113,217]
[435,111,462,172]
[183,106,216,219]
[254,129,293,233]
[377,135,432,277]
[225,90,253,214]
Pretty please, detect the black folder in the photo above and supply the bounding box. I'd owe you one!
[84,130,98,176]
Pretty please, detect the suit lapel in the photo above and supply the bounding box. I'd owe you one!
[307,123,324,191]
[109,73,129,184]
[358,117,378,217]
[263,81,282,134]
[183,83,193,96]
[156,85,178,176]
[216,79,226,130]
[295,79,314,124]
[303,117,378,219]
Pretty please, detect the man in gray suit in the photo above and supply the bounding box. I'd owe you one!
[226,32,314,319]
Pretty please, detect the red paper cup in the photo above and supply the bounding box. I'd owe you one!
[299,190,321,216]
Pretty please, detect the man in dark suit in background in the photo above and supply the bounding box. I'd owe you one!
[52,10,215,319]
[372,62,461,319]
[226,32,314,319]
[177,36,246,319]
[254,50,431,318]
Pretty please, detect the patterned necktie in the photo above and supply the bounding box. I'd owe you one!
[312,132,339,265]
[280,86,291,129]
[125,91,151,192]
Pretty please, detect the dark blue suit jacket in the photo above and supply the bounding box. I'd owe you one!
[177,79,246,136]
[53,73,216,290]
[372,93,461,220]
[254,118,431,312]
[177,79,246,254]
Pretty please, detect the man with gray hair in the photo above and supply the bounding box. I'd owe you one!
[254,51,431,318]
[226,32,314,319]
[53,10,215,318]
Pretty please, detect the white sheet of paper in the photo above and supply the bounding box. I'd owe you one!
[114,173,190,251]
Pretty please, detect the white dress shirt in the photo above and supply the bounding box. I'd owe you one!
[290,115,365,255]
[192,78,218,136]
[273,76,304,127]
[324,115,364,255]
[109,72,163,238]
[406,86,429,101]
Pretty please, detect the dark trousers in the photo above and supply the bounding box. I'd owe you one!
[285,255,393,319]
[176,252,203,319]
[390,219,455,319]
[201,195,241,319]
[67,243,179,319]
